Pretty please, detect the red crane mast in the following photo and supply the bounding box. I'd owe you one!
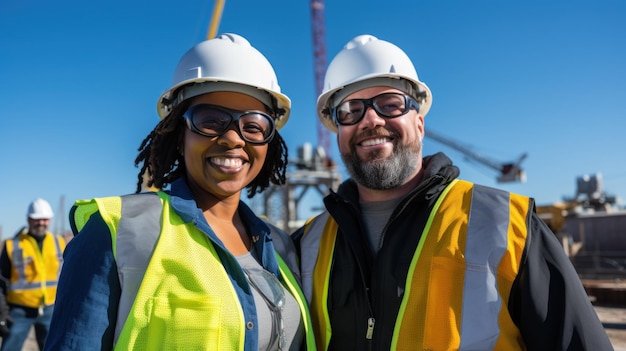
[310,0,332,163]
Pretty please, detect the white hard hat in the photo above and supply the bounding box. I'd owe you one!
[157,33,291,130]
[317,34,432,133]
[27,198,54,220]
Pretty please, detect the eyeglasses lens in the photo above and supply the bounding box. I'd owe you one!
[334,93,416,126]
[186,105,275,144]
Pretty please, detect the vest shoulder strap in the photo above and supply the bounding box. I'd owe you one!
[113,192,164,342]
[116,192,163,264]
[299,211,332,302]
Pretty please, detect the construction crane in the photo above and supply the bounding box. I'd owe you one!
[310,0,332,165]
[206,0,226,39]
[425,128,527,183]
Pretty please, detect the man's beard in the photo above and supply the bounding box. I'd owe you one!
[341,136,421,190]
[29,225,47,238]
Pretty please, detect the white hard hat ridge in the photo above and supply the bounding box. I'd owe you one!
[28,198,54,220]
[157,33,291,130]
[317,34,432,133]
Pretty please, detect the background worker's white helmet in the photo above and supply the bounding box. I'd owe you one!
[27,198,54,220]
[317,34,432,133]
[157,33,291,130]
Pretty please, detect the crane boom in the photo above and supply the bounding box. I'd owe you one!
[206,0,226,39]
[425,128,527,183]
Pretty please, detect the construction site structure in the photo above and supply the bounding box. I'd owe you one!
[537,173,625,269]
[258,143,340,232]
[536,173,626,305]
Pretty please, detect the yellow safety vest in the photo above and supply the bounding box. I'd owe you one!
[72,192,316,351]
[307,179,530,350]
[6,230,65,308]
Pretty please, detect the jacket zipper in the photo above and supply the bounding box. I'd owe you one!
[342,199,378,348]
[366,317,376,339]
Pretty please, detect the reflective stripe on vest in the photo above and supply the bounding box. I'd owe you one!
[115,193,163,341]
[299,212,337,350]
[308,179,529,350]
[6,232,64,307]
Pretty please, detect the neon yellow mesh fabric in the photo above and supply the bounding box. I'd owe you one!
[105,198,245,350]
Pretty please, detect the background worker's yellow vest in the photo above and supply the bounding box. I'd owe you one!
[73,192,315,351]
[6,231,65,308]
[309,179,530,350]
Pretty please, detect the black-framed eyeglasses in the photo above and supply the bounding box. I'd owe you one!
[183,104,276,144]
[332,92,421,126]
[243,267,286,351]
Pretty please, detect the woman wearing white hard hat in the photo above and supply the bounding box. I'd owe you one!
[46,34,315,351]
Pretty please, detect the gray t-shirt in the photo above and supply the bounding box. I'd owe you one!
[360,195,406,254]
[236,252,304,350]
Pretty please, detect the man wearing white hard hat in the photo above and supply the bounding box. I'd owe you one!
[294,34,612,350]
[0,198,66,350]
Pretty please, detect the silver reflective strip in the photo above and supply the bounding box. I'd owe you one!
[53,235,64,275]
[460,185,510,350]
[300,212,330,302]
[10,279,58,290]
[114,193,163,342]
[10,239,27,286]
[11,281,39,290]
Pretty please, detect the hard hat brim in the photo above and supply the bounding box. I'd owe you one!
[158,79,291,130]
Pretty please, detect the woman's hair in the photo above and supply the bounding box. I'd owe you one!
[134,99,288,198]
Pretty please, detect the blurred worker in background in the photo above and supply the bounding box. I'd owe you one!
[294,34,613,350]
[45,33,315,350]
[0,198,66,350]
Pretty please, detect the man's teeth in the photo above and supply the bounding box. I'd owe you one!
[361,138,387,147]
[212,157,243,168]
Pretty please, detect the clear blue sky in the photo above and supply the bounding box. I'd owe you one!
[1,0,625,237]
